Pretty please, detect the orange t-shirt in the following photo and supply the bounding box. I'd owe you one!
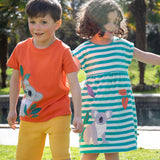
[7,38,78,122]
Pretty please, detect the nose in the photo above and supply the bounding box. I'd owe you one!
[109,22,117,29]
[34,23,41,30]
[104,23,117,32]
[99,117,103,123]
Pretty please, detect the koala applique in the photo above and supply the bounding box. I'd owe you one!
[20,79,43,117]
[83,110,112,145]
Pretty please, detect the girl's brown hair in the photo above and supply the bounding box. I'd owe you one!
[76,0,128,39]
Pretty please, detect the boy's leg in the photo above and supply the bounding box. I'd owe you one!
[81,153,99,160]
[104,152,119,160]
[16,120,46,160]
[47,115,71,160]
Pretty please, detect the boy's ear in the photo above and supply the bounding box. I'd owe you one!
[55,19,62,31]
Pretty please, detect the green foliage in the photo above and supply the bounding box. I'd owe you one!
[148,12,160,23]
[154,65,160,83]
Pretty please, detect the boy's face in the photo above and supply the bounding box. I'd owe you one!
[28,14,61,48]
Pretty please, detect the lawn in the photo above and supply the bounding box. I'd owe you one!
[0,145,160,160]
[0,59,160,94]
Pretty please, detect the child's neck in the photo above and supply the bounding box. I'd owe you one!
[33,37,56,49]
[90,35,113,45]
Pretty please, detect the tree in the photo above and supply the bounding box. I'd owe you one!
[0,1,12,88]
[57,0,85,49]
[0,0,26,88]
[124,0,160,85]
[131,0,146,85]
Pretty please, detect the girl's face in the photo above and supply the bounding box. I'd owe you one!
[103,10,119,38]
[28,14,61,48]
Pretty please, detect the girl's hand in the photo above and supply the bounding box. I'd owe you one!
[7,110,18,130]
[72,116,84,133]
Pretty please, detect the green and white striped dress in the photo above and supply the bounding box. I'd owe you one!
[73,37,137,153]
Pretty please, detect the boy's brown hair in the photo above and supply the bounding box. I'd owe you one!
[26,0,62,22]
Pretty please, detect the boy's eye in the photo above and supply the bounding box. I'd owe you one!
[41,21,47,24]
[29,21,35,24]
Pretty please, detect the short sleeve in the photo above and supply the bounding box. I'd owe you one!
[128,41,134,55]
[7,46,20,70]
[72,43,87,70]
[63,48,78,73]
[123,39,134,63]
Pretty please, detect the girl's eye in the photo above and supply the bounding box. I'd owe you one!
[113,20,118,25]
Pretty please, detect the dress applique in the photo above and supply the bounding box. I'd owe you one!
[119,89,129,109]
[83,110,112,145]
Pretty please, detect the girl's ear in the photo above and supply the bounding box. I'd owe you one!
[55,19,62,31]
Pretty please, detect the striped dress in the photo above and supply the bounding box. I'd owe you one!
[72,37,137,153]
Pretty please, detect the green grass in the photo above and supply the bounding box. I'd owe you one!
[0,68,24,95]
[0,59,160,94]
[0,145,160,160]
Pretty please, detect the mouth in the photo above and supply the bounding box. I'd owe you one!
[34,33,44,37]
[107,30,113,34]
[105,28,114,34]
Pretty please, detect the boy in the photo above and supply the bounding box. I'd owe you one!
[7,0,83,159]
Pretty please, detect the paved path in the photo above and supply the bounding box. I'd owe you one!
[0,125,160,149]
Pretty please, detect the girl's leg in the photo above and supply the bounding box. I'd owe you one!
[81,153,99,160]
[16,120,46,160]
[47,115,71,160]
[104,152,119,160]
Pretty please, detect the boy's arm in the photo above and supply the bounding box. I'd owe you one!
[133,47,160,65]
[67,72,84,133]
[7,69,21,130]
[73,56,82,70]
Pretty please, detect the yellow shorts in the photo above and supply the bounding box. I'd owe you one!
[16,115,71,160]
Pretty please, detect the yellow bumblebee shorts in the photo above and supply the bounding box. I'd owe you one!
[16,115,71,160]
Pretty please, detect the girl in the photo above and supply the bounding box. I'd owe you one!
[72,0,160,160]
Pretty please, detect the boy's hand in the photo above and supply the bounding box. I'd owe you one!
[7,110,18,130]
[72,116,84,133]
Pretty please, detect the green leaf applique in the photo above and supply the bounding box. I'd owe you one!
[24,105,28,116]
[31,108,42,115]
[80,111,90,141]
[30,103,37,111]
[84,111,89,124]
[31,115,39,118]
[20,65,24,77]
[24,74,31,80]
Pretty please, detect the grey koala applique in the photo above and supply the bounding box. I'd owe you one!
[20,65,43,118]
[83,110,112,145]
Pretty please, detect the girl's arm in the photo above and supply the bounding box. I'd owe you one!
[133,47,160,65]
[7,69,21,130]
[67,72,84,133]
